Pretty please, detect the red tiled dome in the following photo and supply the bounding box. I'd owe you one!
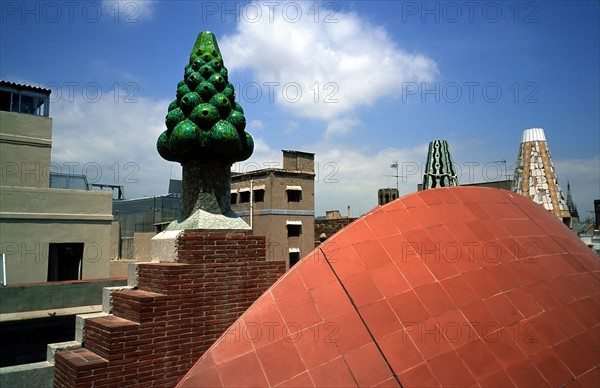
[178,187,600,387]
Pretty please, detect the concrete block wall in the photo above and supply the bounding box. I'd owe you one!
[54,230,286,387]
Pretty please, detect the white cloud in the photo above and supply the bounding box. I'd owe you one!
[50,94,172,197]
[312,143,429,216]
[248,119,264,130]
[220,1,438,120]
[101,0,156,22]
[324,118,362,139]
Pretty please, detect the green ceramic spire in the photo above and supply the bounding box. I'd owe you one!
[156,32,253,229]
[157,31,254,164]
[422,140,458,190]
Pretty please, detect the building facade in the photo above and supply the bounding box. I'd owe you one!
[230,150,315,267]
[0,81,114,283]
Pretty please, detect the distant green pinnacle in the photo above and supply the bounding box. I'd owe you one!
[157,31,254,164]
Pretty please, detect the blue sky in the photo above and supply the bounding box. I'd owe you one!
[1,1,598,217]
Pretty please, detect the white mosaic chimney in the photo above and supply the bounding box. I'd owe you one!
[512,128,570,219]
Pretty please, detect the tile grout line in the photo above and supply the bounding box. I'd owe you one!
[319,247,403,387]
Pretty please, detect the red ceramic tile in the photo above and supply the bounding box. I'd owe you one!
[339,219,376,245]
[482,328,527,369]
[554,337,597,377]
[526,283,562,310]
[359,299,403,339]
[273,372,314,387]
[483,264,520,292]
[180,365,222,388]
[423,256,460,281]
[384,208,420,232]
[397,257,436,288]
[343,342,394,386]
[530,347,574,387]
[546,305,586,339]
[309,279,354,321]
[498,237,536,262]
[562,273,599,301]
[440,275,480,308]
[401,193,426,208]
[464,220,497,244]
[434,204,474,225]
[576,367,600,387]
[485,202,528,220]
[379,233,412,262]
[271,270,307,301]
[571,252,600,273]
[405,318,453,361]
[460,301,501,338]
[504,288,543,319]
[328,311,372,354]
[275,291,322,335]
[571,329,600,365]
[486,294,524,327]
[242,297,287,349]
[499,218,546,238]
[308,356,357,387]
[292,321,341,370]
[388,290,430,325]
[506,319,549,356]
[342,271,384,307]
[528,235,568,256]
[434,309,478,349]
[296,254,337,290]
[427,350,477,387]
[414,282,457,318]
[215,350,269,387]
[418,187,448,205]
[328,245,366,280]
[374,377,402,387]
[402,228,435,249]
[530,311,569,346]
[212,320,254,364]
[255,337,306,386]
[505,359,549,387]
[364,212,400,238]
[369,262,411,298]
[539,276,575,305]
[567,298,600,329]
[479,370,515,387]
[463,270,503,300]
[378,329,424,374]
[455,338,503,381]
[398,363,441,387]
[407,205,442,229]
[352,239,393,270]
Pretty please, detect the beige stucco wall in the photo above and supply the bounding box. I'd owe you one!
[0,186,113,284]
[232,169,315,265]
[0,111,52,188]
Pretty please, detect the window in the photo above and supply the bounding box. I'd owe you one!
[47,243,84,281]
[286,186,302,202]
[287,221,302,237]
[240,190,250,203]
[0,88,49,116]
[230,192,238,204]
[288,250,300,268]
[253,189,265,202]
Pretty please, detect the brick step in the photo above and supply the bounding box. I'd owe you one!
[111,289,172,323]
[83,315,140,361]
[54,348,108,388]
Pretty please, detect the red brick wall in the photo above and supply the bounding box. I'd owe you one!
[54,230,286,387]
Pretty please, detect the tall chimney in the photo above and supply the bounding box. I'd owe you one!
[511,128,570,220]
